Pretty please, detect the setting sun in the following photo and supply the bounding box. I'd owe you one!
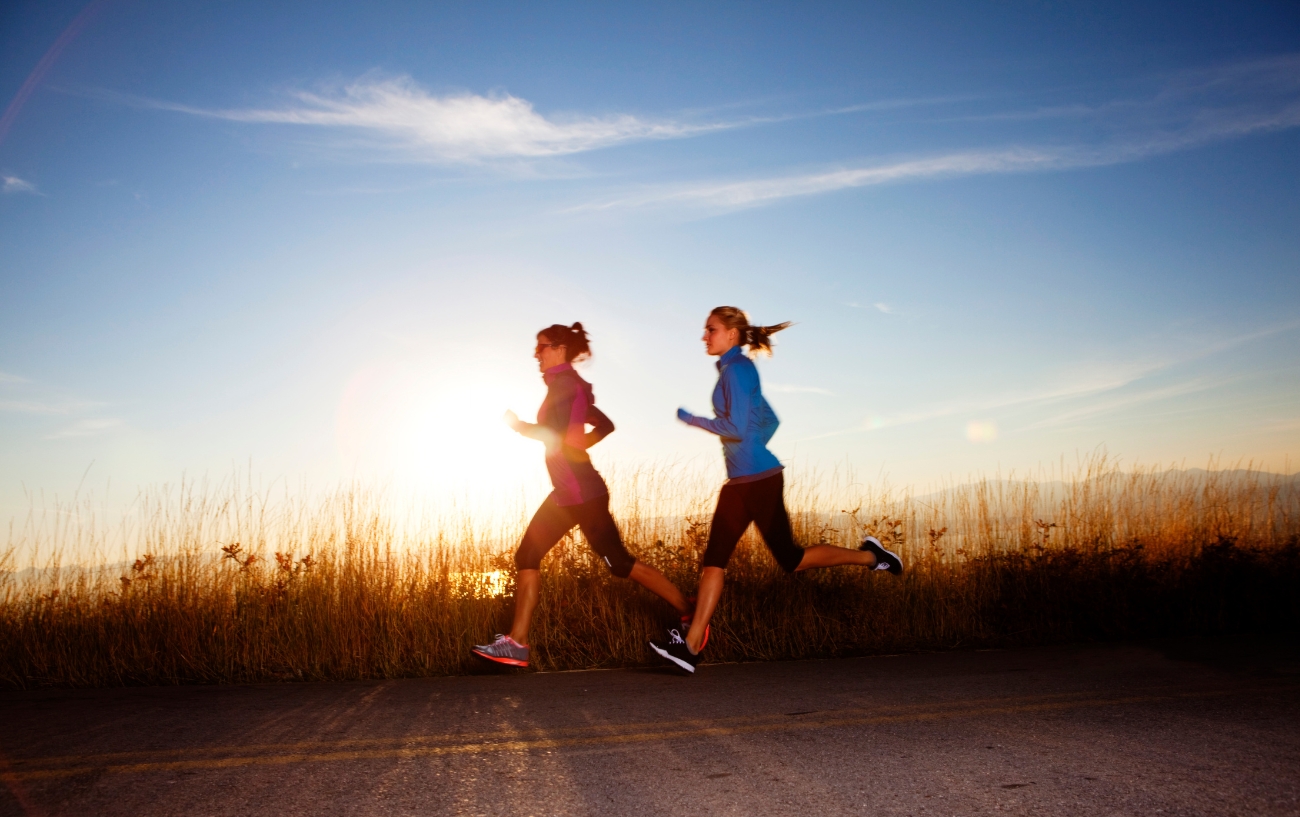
[335,356,548,509]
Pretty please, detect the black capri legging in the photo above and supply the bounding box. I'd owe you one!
[702,471,805,573]
[515,493,637,578]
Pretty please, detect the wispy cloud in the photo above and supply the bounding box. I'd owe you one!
[0,399,76,414]
[1026,378,1218,429]
[797,318,1299,444]
[0,390,101,413]
[0,375,119,434]
[1192,317,1300,358]
[948,56,1300,127]
[846,361,1164,438]
[578,56,1300,212]
[147,75,732,164]
[1263,417,1300,433]
[44,418,122,439]
[845,301,895,314]
[826,94,991,116]
[2,175,39,195]
[576,148,1066,210]
[124,80,975,167]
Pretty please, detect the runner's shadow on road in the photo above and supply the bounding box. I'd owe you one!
[466,657,530,676]
[622,665,693,677]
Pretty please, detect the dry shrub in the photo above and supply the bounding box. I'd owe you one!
[1,456,1296,687]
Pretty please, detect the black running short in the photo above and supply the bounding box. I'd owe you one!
[514,493,636,578]
[702,471,805,573]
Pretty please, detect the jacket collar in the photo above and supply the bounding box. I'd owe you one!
[716,345,745,371]
[543,362,574,384]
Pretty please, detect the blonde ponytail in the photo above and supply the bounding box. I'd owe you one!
[709,306,791,357]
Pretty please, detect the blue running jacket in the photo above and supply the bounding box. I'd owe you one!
[678,345,783,480]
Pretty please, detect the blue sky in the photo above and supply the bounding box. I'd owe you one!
[2,1,1298,523]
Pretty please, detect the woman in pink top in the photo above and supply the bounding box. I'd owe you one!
[473,323,692,668]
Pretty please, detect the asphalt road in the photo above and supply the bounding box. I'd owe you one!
[3,638,1299,817]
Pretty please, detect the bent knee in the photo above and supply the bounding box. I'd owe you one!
[606,554,635,579]
[515,546,543,572]
[777,548,805,574]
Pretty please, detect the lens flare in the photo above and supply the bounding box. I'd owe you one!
[335,357,546,513]
[966,420,998,443]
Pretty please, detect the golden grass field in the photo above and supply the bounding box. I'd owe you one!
[2,456,1296,687]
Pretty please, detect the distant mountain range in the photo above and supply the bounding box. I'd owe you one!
[913,468,1300,508]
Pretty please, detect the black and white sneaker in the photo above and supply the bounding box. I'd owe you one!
[859,535,903,575]
[649,628,701,674]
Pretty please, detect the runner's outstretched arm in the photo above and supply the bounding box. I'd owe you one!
[677,365,750,440]
[504,410,560,448]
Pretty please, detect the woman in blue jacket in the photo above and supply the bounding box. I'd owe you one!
[650,306,903,674]
[474,322,691,668]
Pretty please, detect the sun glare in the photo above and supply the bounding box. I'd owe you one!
[966,420,998,444]
[336,358,547,514]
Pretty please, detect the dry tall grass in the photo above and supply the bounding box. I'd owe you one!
[2,456,1296,688]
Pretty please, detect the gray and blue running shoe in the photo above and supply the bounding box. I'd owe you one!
[472,634,530,667]
[859,535,904,575]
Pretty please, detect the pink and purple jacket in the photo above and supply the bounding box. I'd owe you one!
[517,363,614,506]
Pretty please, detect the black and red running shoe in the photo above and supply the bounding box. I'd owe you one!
[650,628,700,674]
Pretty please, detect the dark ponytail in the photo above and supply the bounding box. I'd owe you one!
[538,322,592,362]
[709,306,791,357]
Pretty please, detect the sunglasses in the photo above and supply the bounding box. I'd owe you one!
[534,342,566,353]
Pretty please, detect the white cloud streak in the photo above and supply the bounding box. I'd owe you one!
[152,75,729,163]
[0,374,122,438]
[131,80,975,166]
[0,399,75,414]
[1263,417,1300,433]
[576,123,1291,211]
[1026,378,1218,429]
[578,56,1300,212]
[577,148,1067,210]
[0,379,105,416]
[44,418,122,439]
[796,319,1299,444]
[847,362,1165,438]
[2,175,39,194]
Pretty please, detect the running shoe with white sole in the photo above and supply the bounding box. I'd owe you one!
[859,535,904,575]
[472,634,530,667]
[649,628,701,674]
